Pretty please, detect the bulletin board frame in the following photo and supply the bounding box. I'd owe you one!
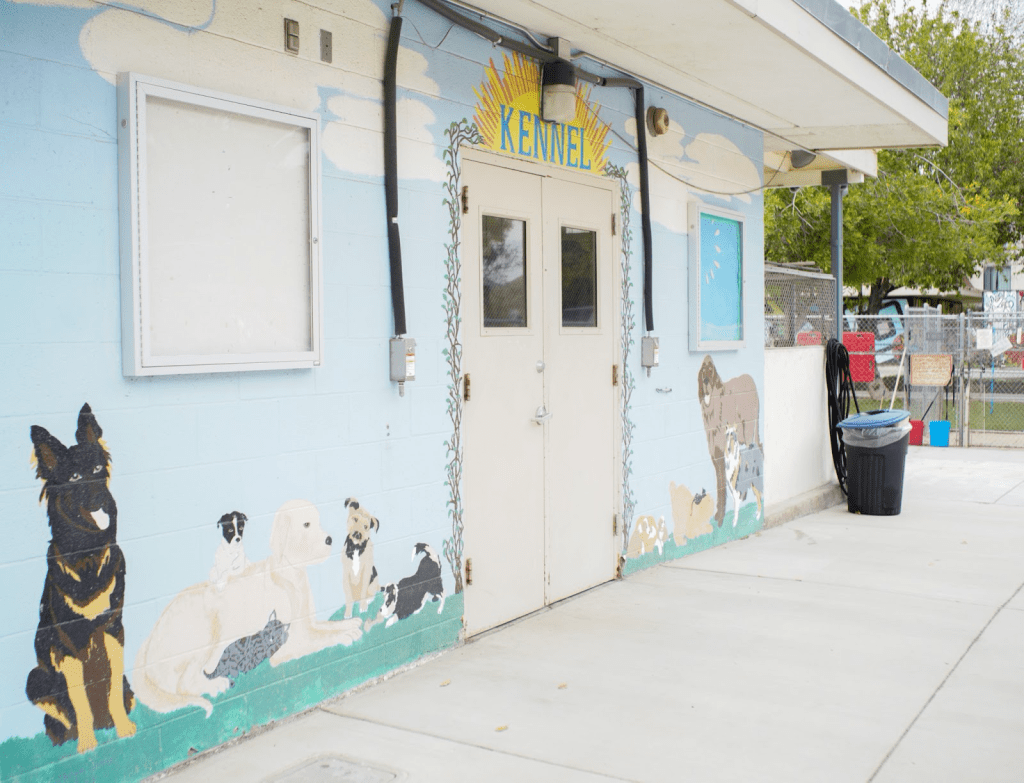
[688,201,746,351]
[117,72,323,376]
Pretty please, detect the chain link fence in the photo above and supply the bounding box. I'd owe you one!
[763,266,1024,447]
[764,264,837,348]
[838,309,1024,448]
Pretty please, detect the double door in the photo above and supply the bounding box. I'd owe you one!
[461,154,618,636]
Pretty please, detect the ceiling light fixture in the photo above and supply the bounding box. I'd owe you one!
[790,149,817,169]
[541,59,576,123]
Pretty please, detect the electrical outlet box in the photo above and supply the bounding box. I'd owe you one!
[641,336,659,370]
[320,30,332,63]
[390,338,416,383]
[284,19,299,54]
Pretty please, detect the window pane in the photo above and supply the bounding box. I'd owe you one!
[482,216,527,328]
[561,227,597,327]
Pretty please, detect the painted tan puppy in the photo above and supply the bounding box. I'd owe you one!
[670,481,715,546]
[341,498,379,618]
[627,515,669,559]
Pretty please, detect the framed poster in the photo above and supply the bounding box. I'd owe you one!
[117,73,323,376]
[688,202,745,350]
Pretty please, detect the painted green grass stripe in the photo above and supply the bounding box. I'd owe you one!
[622,503,764,577]
[1,595,463,783]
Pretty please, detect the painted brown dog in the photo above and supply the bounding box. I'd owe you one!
[697,355,761,526]
[27,404,135,752]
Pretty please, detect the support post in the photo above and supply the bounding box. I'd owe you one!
[823,170,848,338]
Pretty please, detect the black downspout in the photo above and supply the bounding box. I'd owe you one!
[600,78,655,334]
[384,12,407,337]
[633,85,654,334]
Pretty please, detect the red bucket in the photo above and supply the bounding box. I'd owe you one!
[908,419,924,446]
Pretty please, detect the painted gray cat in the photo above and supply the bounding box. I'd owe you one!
[204,610,290,686]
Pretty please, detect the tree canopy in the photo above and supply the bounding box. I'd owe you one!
[764,0,1022,311]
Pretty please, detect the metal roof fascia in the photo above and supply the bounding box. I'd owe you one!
[789,0,949,119]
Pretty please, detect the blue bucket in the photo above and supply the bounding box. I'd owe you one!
[929,420,951,447]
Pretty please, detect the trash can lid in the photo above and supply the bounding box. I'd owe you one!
[838,409,910,429]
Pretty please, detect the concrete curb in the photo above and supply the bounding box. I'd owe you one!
[764,482,844,530]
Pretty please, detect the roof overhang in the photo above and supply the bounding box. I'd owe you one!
[444,0,948,184]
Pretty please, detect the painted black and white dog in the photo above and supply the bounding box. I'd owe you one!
[209,511,250,591]
[374,543,445,628]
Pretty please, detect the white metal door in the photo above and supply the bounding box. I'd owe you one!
[542,176,616,603]
[462,155,617,636]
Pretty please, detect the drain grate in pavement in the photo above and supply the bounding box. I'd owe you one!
[271,756,397,782]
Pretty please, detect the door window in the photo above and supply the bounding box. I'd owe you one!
[482,215,528,328]
[560,226,598,328]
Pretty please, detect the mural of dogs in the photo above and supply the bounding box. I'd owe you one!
[697,354,761,526]
[669,481,715,546]
[133,500,362,716]
[209,511,250,592]
[27,403,136,753]
[627,515,669,559]
[723,427,764,528]
[341,498,379,618]
[368,544,444,629]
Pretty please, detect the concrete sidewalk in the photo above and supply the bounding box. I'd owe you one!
[157,447,1024,783]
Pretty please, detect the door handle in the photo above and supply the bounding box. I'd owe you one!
[532,405,553,425]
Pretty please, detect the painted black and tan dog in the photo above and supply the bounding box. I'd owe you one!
[27,404,135,753]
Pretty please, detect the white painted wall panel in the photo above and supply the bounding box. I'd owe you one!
[765,346,835,504]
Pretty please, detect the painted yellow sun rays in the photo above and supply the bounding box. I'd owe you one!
[473,53,610,172]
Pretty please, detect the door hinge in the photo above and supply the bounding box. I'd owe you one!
[465,557,473,586]
[461,185,469,214]
[611,212,617,236]
[463,373,471,401]
[613,513,620,535]
[612,364,619,386]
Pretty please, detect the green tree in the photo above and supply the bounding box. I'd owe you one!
[765,0,1021,312]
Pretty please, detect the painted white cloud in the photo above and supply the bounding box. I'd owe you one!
[11,0,95,7]
[683,134,761,202]
[624,117,761,230]
[323,95,445,180]
[624,118,691,234]
[70,0,443,179]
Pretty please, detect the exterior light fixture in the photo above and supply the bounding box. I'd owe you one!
[541,59,576,123]
[646,106,670,136]
[790,149,817,169]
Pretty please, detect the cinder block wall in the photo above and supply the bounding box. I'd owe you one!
[0,1,767,779]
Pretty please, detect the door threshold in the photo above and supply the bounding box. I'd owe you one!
[466,579,614,641]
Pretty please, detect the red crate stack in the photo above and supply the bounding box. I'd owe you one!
[842,332,876,382]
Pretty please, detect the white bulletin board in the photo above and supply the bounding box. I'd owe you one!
[118,73,323,376]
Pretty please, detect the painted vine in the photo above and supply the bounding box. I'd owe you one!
[442,119,483,594]
[605,163,637,556]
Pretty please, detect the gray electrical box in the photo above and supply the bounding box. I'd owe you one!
[641,336,659,376]
[390,337,416,394]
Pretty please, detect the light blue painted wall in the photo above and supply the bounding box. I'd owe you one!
[0,0,765,773]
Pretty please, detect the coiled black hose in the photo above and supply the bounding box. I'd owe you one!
[826,338,860,495]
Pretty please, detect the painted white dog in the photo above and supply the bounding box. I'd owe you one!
[133,500,362,716]
[209,538,249,592]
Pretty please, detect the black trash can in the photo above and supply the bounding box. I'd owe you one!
[839,409,912,516]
